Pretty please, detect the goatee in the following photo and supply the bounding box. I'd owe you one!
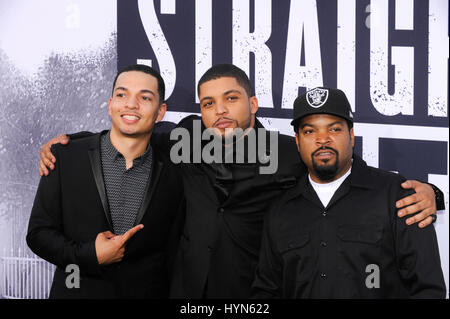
[311,147,339,182]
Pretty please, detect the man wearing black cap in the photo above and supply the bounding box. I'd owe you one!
[252,87,446,298]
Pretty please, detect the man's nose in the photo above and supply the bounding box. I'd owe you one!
[125,96,138,109]
[316,130,331,145]
[215,102,228,115]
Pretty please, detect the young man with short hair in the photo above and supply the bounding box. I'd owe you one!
[27,65,184,298]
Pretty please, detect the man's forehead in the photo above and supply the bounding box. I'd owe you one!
[300,113,346,125]
[115,71,157,87]
[199,76,245,96]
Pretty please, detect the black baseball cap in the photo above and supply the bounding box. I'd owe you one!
[290,87,354,128]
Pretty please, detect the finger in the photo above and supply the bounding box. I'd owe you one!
[44,158,54,170]
[405,208,433,226]
[418,215,434,228]
[43,148,57,165]
[396,193,423,210]
[121,224,144,245]
[39,161,45,176]
[41,147,56,166]
[39,160,49,176]
[398,200,428,218]
[59,134,70,145]
[404,209,427,225]
[401,180,419,190]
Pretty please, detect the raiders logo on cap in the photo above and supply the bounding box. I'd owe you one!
[291,87,353,129]
[306,88,329,108]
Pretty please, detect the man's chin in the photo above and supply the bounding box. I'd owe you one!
[119,129,151,138]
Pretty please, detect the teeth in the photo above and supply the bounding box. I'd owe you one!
[123,115,139,120]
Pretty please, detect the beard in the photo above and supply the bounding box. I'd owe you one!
[311,147,339,182]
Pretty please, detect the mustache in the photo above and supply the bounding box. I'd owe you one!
[312,146,338,156]
[213,117,237,127]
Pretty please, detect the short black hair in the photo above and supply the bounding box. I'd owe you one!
[294,117,353,135]
[197,64,253,97]
[112,64,165,105]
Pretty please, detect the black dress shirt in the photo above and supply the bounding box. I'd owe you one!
[252,155,446,298]
[100,132,152,235]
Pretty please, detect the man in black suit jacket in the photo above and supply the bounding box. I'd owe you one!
[27,65,184,298]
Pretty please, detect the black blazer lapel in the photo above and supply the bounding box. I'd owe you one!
[88,140,113,230]
[134,157,163,226]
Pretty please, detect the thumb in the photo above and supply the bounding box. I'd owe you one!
[103,231,116,239]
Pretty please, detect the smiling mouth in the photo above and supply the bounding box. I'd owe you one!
[121,114,140,123]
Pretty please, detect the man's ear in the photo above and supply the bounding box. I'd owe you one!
[295,133,301,153]
[350,127,355,148]
[249,96,259,115]
[156,103,167,122]
[108,97,113,116]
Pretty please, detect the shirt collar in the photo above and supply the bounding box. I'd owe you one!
[102,131,120,160]
[101,130,152,166]
[287,153,375,203]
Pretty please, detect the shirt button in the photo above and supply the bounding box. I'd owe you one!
[320,241,327,247]
[320,273,327,279]
[322,211,327,217]
[219,208,225,214]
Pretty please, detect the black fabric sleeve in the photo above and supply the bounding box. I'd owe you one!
[392,178,446,298]
[67,131,96,140]
[251,205,283,299]
[27,145,101,276]
[426,182,445,211]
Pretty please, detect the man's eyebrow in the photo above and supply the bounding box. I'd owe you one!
[300,123,314,129]
[114,87,156,97]
[327,120,344,127]
[200,96,213,104]
[140,89,156,96]
[199,89,242,104]
[224,89,242,95]
[300,120,345,129]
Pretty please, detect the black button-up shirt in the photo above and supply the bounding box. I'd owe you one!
[100,131,152,235]
[252,155,446,298]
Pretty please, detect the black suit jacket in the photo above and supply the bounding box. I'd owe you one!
[27,131,185,298]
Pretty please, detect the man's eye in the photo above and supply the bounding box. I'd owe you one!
[331,127,342,132]
[116,93,125,98]
[227,96,238,101]
[303,130,313,134]
[202,101,213,108]
[142,96,151,101]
